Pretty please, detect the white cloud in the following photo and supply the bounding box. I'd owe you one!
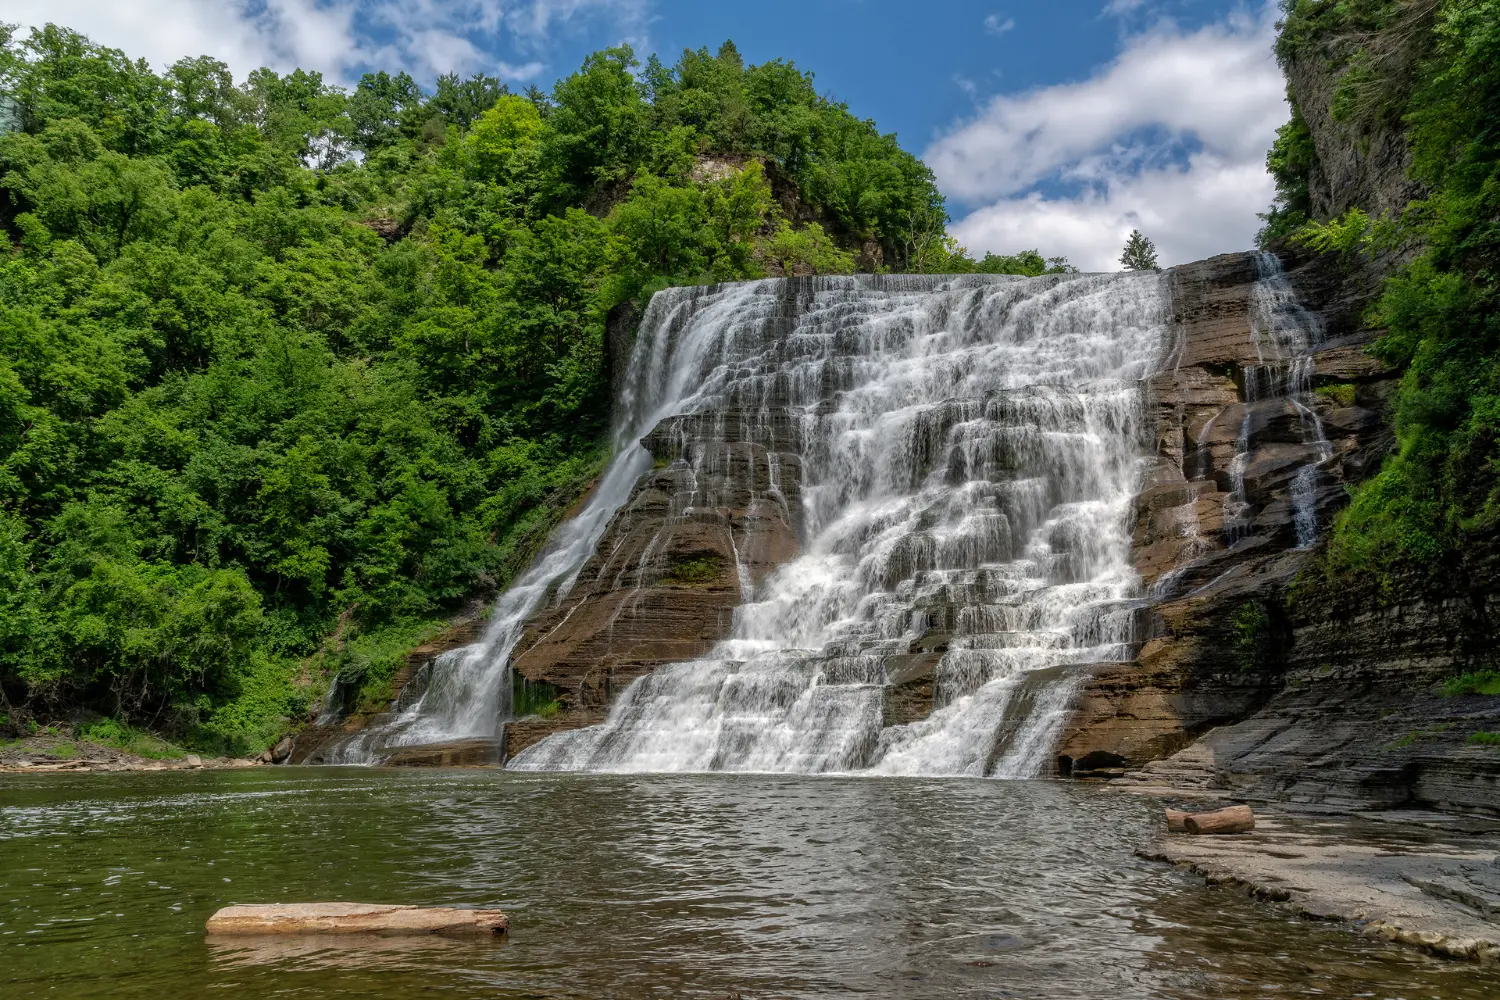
[1102,0,1150,15]
[930,6,1286,271]
[2,0,648,84]
[983,14,1016,36]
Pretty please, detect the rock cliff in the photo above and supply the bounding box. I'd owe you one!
[1056,248,1500,814]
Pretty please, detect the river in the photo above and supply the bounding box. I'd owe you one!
[3,769,1499,998]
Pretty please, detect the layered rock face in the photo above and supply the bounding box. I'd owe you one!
[504,424,805,757]
[1058,248,1397,771]
[1057,251,1500,814]
[309,250,1495,807]
[508,272,1167,774]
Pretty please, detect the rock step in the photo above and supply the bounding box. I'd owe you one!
[379,739,504,768]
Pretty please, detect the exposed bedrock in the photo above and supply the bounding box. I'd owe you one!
[1059,250,1500,814]
[502,424,805,758]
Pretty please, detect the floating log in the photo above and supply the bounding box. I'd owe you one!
[206,903,508,937]
[1183,805,1255,835]
[1165,809,1189,833]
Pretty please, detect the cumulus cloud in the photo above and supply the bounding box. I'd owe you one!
[2,0,648,83]
[930,6,1286,270]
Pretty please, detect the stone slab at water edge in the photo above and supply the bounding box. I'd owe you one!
[1144,809,1500,962]
[205,903,508,937]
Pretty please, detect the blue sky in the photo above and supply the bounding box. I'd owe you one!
[6,0,1287,270]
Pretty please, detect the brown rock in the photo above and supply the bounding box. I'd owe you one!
[381,739,503,768]
[205,903,508,937]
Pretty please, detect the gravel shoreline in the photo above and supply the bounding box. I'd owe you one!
[0,735,267,773]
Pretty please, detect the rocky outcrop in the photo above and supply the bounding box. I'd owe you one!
[501,405,806,751]
[289,610,486,765]
[1283,45,1425,224]
[1059,248,1500,815]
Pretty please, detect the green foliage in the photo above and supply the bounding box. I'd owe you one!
[1384,722,1451,750]
[1290,207,1406,259]
[512,675,563,718]
[1316,382,1358,407]
[662,555,722,585]
[761,219,857,276]
[1269,1,1500,582]
[1469,731,1500,746]
[0,25,968,746]
[1230,601,1275,672]
[1441,671,1500,697]
[1119,230,1158,271]
[75,717,185,759]
[917,243,1077,277]
[1258,103,1317,245]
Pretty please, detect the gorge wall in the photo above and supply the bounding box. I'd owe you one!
[1056,244,1500,814]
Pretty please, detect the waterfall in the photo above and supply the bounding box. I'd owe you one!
[508,271,1173,776]
[1224,252,1332,550]
[322,283,780,762]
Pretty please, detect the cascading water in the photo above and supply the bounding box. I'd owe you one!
[1224,252,1332,549]
[509,271,1173,776]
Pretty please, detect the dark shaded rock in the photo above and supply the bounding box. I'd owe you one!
[381,739,504,768]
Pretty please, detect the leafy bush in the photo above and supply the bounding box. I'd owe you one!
[1316,383,1358,408]
[1442,671,1500,697]
[1230,601,1274,671]
[663,556,723,585]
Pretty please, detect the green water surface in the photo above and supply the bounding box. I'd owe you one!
[2,768,1498,999]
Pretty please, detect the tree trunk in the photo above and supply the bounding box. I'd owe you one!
[1183,805,1255,835]
[206,903,508,937]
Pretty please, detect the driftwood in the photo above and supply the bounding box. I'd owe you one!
[1165,809,1189,833]
[206,903,508,937]
[1182,805,1255,835]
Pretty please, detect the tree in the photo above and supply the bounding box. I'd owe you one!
[1119,229,1159,270]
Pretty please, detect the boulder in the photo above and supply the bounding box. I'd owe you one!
[184,754,203,768]
[205,903,508,937]
[270,737,294,763]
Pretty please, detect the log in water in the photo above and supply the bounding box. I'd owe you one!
[206,903,507,936]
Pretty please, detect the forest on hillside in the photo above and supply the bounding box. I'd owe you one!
[0,25,1069,753]
[1263,0,1500,585]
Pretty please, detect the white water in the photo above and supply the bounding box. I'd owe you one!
[510,272,1173,776]
[1223,253,1332,548]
